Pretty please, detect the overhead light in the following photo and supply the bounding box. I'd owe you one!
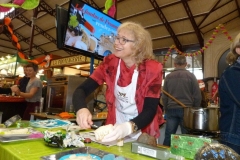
[76,65,80,69]
[6,55,11,59]
[39,69,44,74]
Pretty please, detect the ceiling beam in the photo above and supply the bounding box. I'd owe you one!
[149,0,182,51]
[38,0,56,17]
[28,8,38,57]
[152,30,196,41]
[181,0,204,47]
[200,9,237,30]
[13,32,47,54]
[3,30,46,55]
[84,0,100,9]
[0,44,16,51]
[119,0,183,21]
[153,43,200,54]
[0,51,15,55]
[36,1,76,56]
[16,14,57,44]
[145,12,207,29]
[197,0,221,27]
[234,0,240,17]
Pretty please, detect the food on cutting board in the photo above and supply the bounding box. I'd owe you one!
[44,130,85,148]
[94,124,124,146]
[137,132,157,147]
[94,124,113,141]
[0,128,29,135]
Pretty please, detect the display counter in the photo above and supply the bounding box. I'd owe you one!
[0,95,26,123]
[0,121,157,160]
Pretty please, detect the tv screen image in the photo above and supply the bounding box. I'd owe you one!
[64,0,121,59]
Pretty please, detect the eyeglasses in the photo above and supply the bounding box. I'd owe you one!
[114,36,135,45]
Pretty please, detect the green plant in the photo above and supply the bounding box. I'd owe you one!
[69,15,79,28]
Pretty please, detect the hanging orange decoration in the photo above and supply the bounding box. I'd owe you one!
[162,24,233,64]
[2,17,49,65]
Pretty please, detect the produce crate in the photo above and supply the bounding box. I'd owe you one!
[170,134,212,159]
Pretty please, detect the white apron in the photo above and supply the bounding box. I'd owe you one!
[114,60,142,142]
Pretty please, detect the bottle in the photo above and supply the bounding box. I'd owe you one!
[211,77,218,105]
[69,104,74,113]
[39,97,44,113]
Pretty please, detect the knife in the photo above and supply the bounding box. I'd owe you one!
[91,124,99,129]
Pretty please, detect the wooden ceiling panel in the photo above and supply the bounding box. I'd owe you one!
[178,34,199,45]
[187,0,216,14]
[155,0,179,6]
[40,43,57,51]
[121,11,161,27]
[47,0,69,8]
[48,50,69,58]
[0,39,13,48]
[148,26,170,39]
[19,42,30,50]
[0,34,10,41]
[32,34,50,45]
[35,16,55,30]
[153,37,175,49]
[0,0,238,58]
[162,3,188,21]
[170,20,193,34]
[116,0,153,18]
[201,11,239,34]
[11,18,26,31]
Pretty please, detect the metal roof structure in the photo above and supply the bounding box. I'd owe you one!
[0,0,239,59]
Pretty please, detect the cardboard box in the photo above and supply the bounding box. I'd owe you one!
[170,134,212,159]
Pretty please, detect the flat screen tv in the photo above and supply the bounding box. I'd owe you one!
[63,0,121,60]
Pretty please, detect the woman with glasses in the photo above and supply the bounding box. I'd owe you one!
[73,21,164,144]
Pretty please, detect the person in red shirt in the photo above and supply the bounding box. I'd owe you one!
[73,21,164,143]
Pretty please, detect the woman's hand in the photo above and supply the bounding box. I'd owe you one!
[11,85,20,95]
[101,122,133,142]
[76,108,93,129]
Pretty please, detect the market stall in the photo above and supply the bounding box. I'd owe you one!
[0,96,26,123]
[0,121,157,160]
[1,120,239,160]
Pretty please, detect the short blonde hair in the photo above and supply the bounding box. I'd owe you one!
[230,33,240,57]
[226,52,237,65]
[117,21,155,66]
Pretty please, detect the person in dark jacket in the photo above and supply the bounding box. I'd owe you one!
[218,33,240,154]
[18,65,30,92]
[162,55,201,146]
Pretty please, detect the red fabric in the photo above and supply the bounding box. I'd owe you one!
[117,60,135,87]
[90,54,164,138]
[23,102,40,120]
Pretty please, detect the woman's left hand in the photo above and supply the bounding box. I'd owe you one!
[101,122,132,142]
[76,108,93,129]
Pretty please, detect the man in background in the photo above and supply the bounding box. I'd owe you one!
[162,54,201,146]
[18,65,30,92]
